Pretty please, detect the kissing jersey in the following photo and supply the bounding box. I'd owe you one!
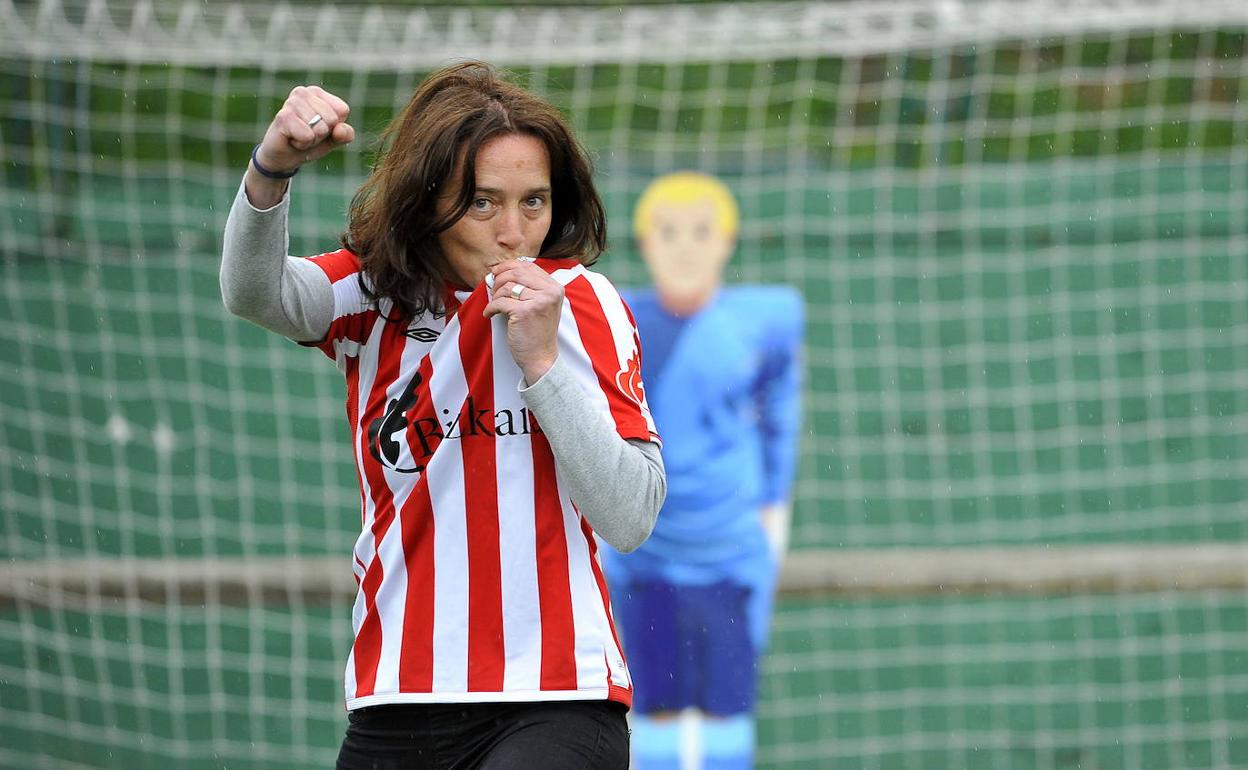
[304,248,659,710]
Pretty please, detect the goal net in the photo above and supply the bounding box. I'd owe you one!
[2,0,1247,767]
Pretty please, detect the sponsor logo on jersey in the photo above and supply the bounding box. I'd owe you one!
[405,326,441,343]
[368,370,541,474]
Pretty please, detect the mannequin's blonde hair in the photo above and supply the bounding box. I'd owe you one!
[632,172,739,239]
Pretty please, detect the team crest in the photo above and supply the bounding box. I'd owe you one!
[616,349,646,408]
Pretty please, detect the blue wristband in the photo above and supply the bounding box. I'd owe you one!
[250,144,298,180]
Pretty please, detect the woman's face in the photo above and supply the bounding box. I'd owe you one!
[438,133,553,289]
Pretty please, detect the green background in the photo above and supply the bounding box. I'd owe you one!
[3,18,1247,770]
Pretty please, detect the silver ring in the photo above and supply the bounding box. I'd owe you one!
[510,283,525,299]
[307,113,323,128]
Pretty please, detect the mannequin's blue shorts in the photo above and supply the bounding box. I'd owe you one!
[612,578,758,716]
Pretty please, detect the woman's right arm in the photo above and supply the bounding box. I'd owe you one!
[220,85,355,341]
[220,182,334,342]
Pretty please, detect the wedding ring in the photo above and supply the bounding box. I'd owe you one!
[307,113,323,128]
[510,283,525,299]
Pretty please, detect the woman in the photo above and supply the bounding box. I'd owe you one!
[221,62,665,769]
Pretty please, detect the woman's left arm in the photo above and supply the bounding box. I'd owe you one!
[519,357,665,553]
[484,259,665,552]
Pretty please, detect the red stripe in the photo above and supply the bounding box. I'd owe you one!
[302,309,379,359]
[350,318,407,698]
[530,430,577,690]
[607,683,633,707]
[397,355,438,692]
[536,257,581,272]
[457,290,505,691]
[308,248,360,283]
[299,250,373,360]
[333,310,381,347]
[563,275,650,441]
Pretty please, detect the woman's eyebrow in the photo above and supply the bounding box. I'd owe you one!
[475,185,552,196]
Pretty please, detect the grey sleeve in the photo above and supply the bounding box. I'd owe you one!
[220,180,335,342]
[518,357,665,553]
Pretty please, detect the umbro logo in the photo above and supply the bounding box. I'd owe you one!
[406,326,441,343]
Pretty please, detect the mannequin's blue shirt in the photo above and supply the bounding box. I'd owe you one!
[610,285,803,580]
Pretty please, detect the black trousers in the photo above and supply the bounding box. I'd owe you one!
[335,700,629,770]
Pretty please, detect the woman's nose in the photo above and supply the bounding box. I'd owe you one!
[496,206,524,250]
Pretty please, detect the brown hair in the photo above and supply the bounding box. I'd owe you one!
[342,61,607,320]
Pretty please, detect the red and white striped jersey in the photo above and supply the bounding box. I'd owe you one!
[303,249,659,711]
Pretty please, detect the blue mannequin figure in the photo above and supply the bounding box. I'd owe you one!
[604,172,804,770]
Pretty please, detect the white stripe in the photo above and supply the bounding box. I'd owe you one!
[369,329,442,696]
[331,272,370,317]
[345,313,386,700]
[342,647,357,705]
[346,687,614,711]
[553,293,617,432]
[548,265,585,288]
[595,542,631,690]
[492,314,542,692]
[329,273,370,364]
[681,710,703,770]
[427,315,470,693]
[562,498,613,692]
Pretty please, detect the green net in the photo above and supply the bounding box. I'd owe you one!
[3,1,1247,767]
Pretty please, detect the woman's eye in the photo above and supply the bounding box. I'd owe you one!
[525,196,545,209]
[472,198,493,212]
